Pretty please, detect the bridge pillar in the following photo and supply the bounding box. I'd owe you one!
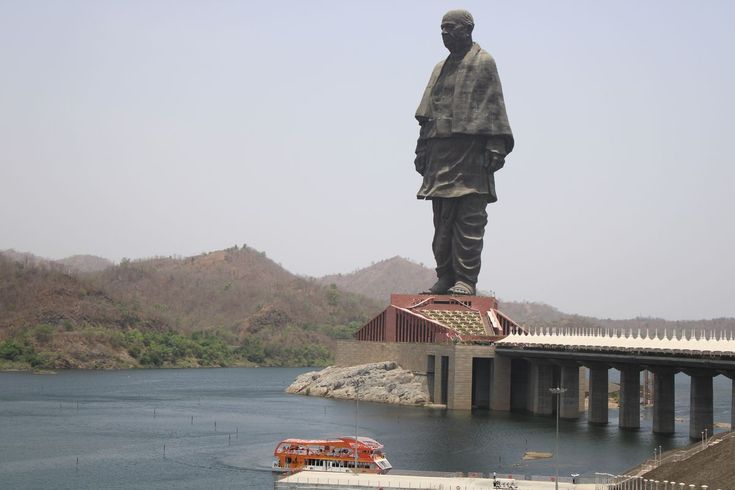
[652,368,675,434]
[510,359,529,412]
[619,365,640,430]
[560,363,580,419]
[490,353,511,411]
[688,371,713,440]
[528,360,554,415]
[588,364,608,425]
[724,372,735,433]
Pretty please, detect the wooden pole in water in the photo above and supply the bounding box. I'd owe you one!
[190,415,194,425]
[163,444,166,459]
[236,427,238,439]
[228,434,231,446]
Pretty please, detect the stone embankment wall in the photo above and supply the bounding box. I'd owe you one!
[334,340,437,372]
[332,340,588,412]
[334,340,498,410]
[286,361,430,406]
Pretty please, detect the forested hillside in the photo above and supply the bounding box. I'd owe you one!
[0,255,166,369]
[3,248,733,372]
[90,246,378,333]
[0,247,382,370]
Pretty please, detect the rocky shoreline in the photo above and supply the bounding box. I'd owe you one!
[286,361,430,406]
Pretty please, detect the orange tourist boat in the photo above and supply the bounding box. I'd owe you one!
[272,436,392,474]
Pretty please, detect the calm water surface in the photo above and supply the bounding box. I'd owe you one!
[0,368,731,489]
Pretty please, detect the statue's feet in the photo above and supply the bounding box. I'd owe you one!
[421,276,454,295]
[448,281,475,296]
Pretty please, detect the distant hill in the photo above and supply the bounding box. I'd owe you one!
[496,300,571,326]
[0,256,162,336]
[317,256,735,333]
[89,246,382,334]
[3,248,734,371]
[0,255,166,369]
[83,246,383,367]
[498,301,735,332]
[0,249,48,267]
[1,249,113,274]
[318,256,436,303]
[56,254,113,273]
[0,246,383,370]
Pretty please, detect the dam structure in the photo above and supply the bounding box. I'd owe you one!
[335,294,735,439]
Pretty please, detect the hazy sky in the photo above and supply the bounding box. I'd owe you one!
[1,1,733,320]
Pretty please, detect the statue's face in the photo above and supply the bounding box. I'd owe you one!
[441,20,471,52]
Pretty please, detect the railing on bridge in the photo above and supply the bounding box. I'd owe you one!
[496,326,735,358]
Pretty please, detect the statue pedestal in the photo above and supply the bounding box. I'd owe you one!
[389,293,497,311]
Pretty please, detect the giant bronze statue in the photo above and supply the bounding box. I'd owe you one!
[414,9,514,296]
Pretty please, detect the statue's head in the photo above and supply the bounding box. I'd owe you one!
[441,9,474,53]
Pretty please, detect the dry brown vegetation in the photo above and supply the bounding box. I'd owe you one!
[88,246,381,334]
[0,255,163,337]
[0,255,166,369]
[3,249,733,370]
[642,433,735,488]
[318,256,437,303]
[0,246,383,369]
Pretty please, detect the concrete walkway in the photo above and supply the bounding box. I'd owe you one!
[276,471,596,489]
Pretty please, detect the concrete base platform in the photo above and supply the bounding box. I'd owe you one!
[276,470,596,489]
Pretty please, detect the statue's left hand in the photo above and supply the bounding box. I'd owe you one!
[414,152,427,176]
[414,139,428,176]
[483,149,505,173]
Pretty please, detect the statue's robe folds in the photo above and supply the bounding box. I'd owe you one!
[414,42,513,290]
[415,42,514,204]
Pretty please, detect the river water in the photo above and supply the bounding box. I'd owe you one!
[0,368,731,489]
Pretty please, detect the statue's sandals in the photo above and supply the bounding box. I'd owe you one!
[448,281,475,296]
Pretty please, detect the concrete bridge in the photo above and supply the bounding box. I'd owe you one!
[493,327,735,439]
[342,295,735,439]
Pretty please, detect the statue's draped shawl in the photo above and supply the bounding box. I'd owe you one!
[415,43,514,153]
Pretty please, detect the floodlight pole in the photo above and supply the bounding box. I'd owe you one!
[549,386,567,490]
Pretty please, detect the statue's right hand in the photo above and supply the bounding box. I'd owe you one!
[414,152,427,176]
[483,149,506,173]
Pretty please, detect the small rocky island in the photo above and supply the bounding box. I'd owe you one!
[286,361,430,406]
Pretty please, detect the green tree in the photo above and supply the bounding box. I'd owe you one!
[0,340,24,361]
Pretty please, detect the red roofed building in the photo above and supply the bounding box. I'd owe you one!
[335,294,528,411]
[354,294,521,344]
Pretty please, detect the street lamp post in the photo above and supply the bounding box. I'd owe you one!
[549,386,567,490]
[353,379,361,472]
